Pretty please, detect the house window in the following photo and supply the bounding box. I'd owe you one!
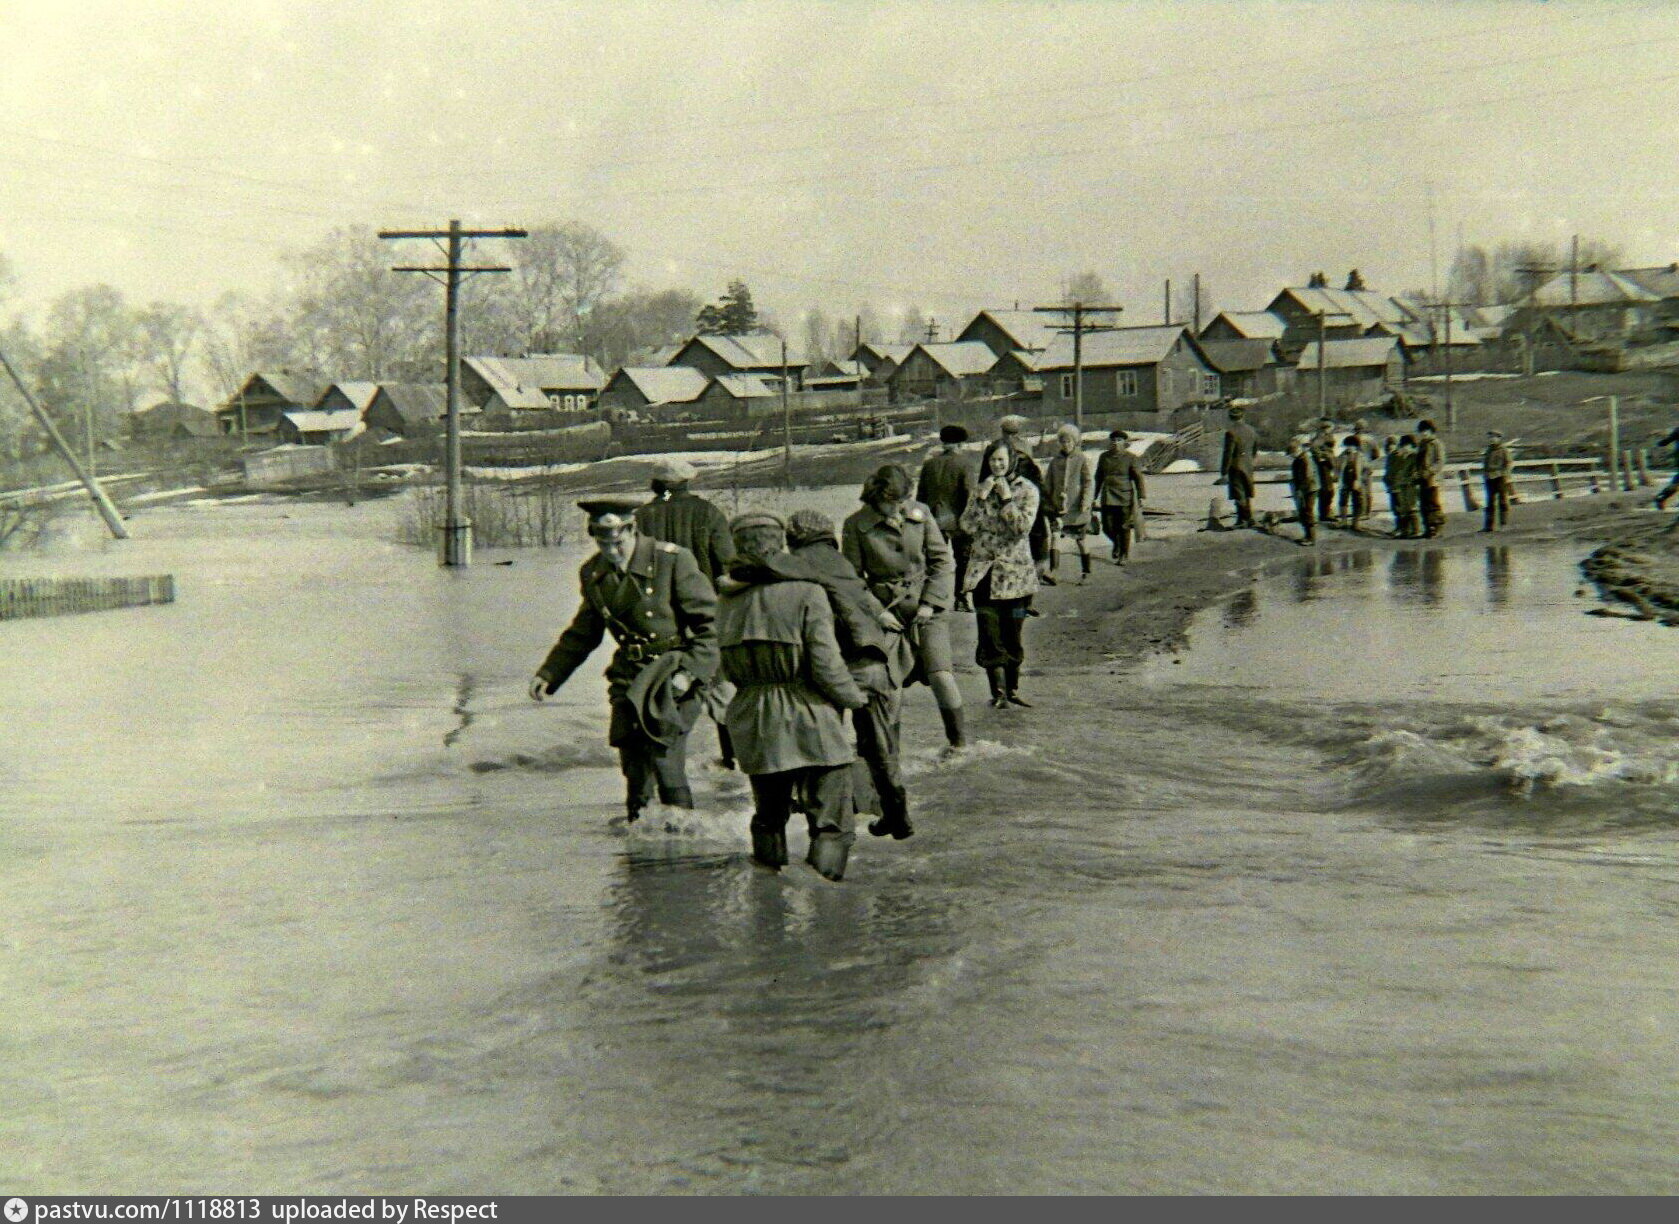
[1059,374,1074,398]
[1116,369,1139,398]
[1202,373,1221,398]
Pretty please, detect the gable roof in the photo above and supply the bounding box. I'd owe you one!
[608,365,711,405]
[280,408,362,435]
[708,372,782,399]
[375,382,447,423]
[486,384,555,410]
[1202,310,1287,340]
[679,332,807,370]
[225,372,326,410]
[1616,264,1679,299]
[899,341,998,379]
[960,309,1061,352]
[320,381,379,412]
[1529,268,1660,307]
[464,354,605,394]
[1036,325,1199,371]
[1197,338,1282,373]
[1293,337,1402,370]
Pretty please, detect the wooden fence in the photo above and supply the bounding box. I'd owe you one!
[0,574,175,620]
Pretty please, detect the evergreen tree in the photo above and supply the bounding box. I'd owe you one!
[696,280,758,334]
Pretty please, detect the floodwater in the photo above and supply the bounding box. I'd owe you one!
[4,497,1679,1194]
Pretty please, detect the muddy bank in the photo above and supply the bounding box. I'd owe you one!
[1025,491,1662,672]
[1579,511,1679,624]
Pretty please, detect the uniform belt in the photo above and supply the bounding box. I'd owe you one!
[615,634,683,663]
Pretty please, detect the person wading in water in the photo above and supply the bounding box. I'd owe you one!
[961,441,1041,710]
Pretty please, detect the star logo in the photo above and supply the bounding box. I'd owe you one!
[4,1199,29,1223]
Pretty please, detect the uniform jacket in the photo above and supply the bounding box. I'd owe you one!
[1310,432,1339,479]
[1289,453,1319,496]
[915,449,976,537]
[1093,447,1146,507]
[1416,435,1446,484]
[1384,449,1417,488]
[537,535,719,700]
[959,476,1040,600]
[1044,449,1095,526]
[634,489,735,583]
[1482,441,1513,481]
[716,568,867,775]
[841,500,955,617]
[1221,422,1259,477]
[1335,448,1367,486]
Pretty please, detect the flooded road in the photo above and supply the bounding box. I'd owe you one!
[4,498,1679,1193]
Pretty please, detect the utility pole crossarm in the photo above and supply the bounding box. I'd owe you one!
[379,229,529,239]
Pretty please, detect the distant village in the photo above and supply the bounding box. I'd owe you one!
[129,261,1679,477]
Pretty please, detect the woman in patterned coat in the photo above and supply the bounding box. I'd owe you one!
[960,441,1041,709]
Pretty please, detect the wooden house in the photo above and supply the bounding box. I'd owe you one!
[215,372,327,438]
[666,333,808,389]
[886,342,1000,402]
[129,400,219,441]
[1196,339,1292,400]
[460,354,605,412]
[596,366,712,419]
[849,342,915,385]
[276,408,362,446]
[1292,337,1405,407]
[1036,326,1218,416]
[362,383,447,436]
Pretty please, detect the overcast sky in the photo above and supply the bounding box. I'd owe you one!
[2,0,1677,330]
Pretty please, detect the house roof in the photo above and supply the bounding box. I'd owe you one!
[487,384,556,410]
[1036,325,1196,371]
[709,372,781,399]
[1202,310,1287,340]
[280,408,362,434]
[900,341,998,379]
[854,342,915,365]
[609,365,711,405]
[995,348,1044,373]
[961,309,1061,352]
[375,382,447,423]
[1616,264,1679,299]
[464,354,605,394]
[1197,338,1281,373]
[225,372,326,410]
[1529,269,1659,307]
[1293,337,1402,370]
[320,381,379,412]
[1277,286,1413,329]
[680,332,806,370]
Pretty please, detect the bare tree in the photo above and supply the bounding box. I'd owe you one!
[507,221,626,353]
[199,290,309,400]
[36,284,141,446]
[1063,271,1110,305]
[284,226,438,380]
[134,302,203,403]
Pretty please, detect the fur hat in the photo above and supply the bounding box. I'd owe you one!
[938,423,969,444]
[650,457,697,484]
[786,508,838,547]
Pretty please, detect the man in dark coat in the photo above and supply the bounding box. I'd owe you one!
[529,496,718,823]
[1093,429,1146,564]
[635,456,738,767]
[916,424,975,609]
[718,511,868,880]
[1287,436,1319,545]
[1309,418,1339,527]
[1416,418,1447,538]
[1220,405,1259,529]
[1481,429,1514,532]
[634,457,734,583]
[786,508,915,841]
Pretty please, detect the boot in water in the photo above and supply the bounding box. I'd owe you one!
[867,787,914,840]
[750,823,788,871]
[987,667,1009,709]
[939,703,967,749]
[806,830,853,881]
[1005,663,1032,708]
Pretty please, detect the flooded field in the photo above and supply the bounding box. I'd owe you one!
[4,495,1679,1193]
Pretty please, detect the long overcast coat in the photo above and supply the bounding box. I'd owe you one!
[717,567,868,776]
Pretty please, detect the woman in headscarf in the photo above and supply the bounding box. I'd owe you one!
[960,441,1040,709]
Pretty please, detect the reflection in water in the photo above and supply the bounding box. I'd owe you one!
[1387,548,1417,602]
[1485,546,1512,606]
[1420,548,1446,607]
[1224,587,1260,628]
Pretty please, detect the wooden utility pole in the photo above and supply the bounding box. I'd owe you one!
[1163,279,1172,326]
[380,220,526,567]
[0,346,129,540]
[1316,310,1327,418]
[781,337,792,487]
[1192,272,1202,335]
[1034,301,1123,429]
[924,318,939,343]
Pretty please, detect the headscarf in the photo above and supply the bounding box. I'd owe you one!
[978,439,1021,482]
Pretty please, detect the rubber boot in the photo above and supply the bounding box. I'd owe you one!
[750,823,788,871]
[716,724,737,771]
[625,804,643,825]
[867,785,914,840]
[1005,663,1032,708]
[939,703,967,748]
[661,786,695,810]
[806,830,853,882]
[987,667,1009,709]
[1079,551,1092,580]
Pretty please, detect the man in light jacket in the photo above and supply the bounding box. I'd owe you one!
[718,511,869,880]
[1044,422,1096,582]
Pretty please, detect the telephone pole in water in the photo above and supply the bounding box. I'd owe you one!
[1035,301,1122,429]
[380,220,526,566]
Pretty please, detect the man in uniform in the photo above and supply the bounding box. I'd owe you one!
[1309,418,1339,527]
[1220,404,1259,528]
[1287,436,1318,545]
[842,464,966,753]
[634,457,734,583]
[529,496,718,823]
[1481,429,1514,532]
[1044,422,1096,582]
[635,457,738,768]
[1093,429,1146,564]
[1416,418,1447,538]
[916,424,976,609]
[717,511,868,880]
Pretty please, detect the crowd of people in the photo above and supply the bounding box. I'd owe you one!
[527,414,1144,882]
